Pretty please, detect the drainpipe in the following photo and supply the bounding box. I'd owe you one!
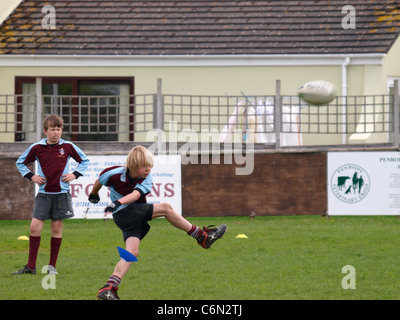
[36,77,42,142]
[342,56,350,144]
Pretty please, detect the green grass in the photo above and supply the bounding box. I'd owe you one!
[1,215,400,300]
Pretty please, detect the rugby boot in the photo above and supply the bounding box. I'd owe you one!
[12,265,36,275]
[197,224,227,249]
[97,284,120,300]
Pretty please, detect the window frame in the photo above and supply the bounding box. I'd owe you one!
[15,76,135,141]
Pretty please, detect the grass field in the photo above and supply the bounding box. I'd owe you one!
[1,215,400,300]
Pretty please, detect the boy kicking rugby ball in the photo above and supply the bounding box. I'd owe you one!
[88,145,227,300]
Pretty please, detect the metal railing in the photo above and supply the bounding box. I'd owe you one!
[0,79,399,149]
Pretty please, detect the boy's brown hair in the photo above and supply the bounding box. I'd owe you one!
[43,115,64,130]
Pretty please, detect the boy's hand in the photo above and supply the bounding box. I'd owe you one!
[104,200,122,214]
[61,173,76,183]
[31,175,46,185]
[88,194,100,204]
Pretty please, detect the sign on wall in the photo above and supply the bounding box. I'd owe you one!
[36,155,182,219]
[328,152,400,215]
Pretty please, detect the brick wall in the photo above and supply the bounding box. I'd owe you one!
[0,158,34,219]
[182,152,326,216]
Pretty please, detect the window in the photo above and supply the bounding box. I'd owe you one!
[15,77,134,142]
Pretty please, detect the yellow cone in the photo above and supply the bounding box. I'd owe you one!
[17,236,29,240]
[235,234,248,239]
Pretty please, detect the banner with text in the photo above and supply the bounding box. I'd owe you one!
[328,152,400,215]
[36,155,182,219]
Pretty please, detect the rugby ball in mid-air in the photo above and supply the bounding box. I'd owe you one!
[298,80,337,105]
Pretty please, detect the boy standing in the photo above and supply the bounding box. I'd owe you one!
[13,115,89,275]
[88,145,226,300]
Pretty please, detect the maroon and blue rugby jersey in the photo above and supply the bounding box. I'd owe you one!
[16,138,89,194]
[98,166,153,214]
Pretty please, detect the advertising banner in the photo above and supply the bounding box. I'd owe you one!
[328,152,400,215]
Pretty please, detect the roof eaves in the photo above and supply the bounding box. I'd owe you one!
[0,53,386,67]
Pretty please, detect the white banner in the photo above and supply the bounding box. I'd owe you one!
[36,155,182,219]
[328,152,400,215]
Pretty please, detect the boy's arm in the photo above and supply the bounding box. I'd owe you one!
[104,174,152,214]
[16,144,37,178]
[118,173,152,205]
[90,179,103,195]
[104,190,141,214]
[118,190,141,205]
[88,179,102,203]
[69,142,90,176]
[62,143,89,183]
[16,143,46,185]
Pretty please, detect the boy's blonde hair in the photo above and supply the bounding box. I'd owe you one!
[125,145,154,173]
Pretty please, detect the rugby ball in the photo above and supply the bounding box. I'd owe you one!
[298,80,337,105]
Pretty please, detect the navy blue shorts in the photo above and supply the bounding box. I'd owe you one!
[112,203,154,242]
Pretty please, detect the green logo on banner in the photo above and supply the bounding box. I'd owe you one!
[331,164,370,204]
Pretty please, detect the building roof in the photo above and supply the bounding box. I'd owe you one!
[0,0,400,55]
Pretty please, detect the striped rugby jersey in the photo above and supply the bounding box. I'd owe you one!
[16,138,89,194]
[98,166,153,214]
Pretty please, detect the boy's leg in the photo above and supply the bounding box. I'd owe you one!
[49,220,63,269]
[50,220,63,237]
[152,203,227,249]
[97,236,140,300]
[28,218,44,270]
[30,217,45,236]
[152,203,192,232]
[112,236,140,279]
[13,218,44,274]
[46,193,73,273]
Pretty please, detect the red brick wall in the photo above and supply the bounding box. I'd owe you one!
[0,158,34,219]
[182,152,327,216]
